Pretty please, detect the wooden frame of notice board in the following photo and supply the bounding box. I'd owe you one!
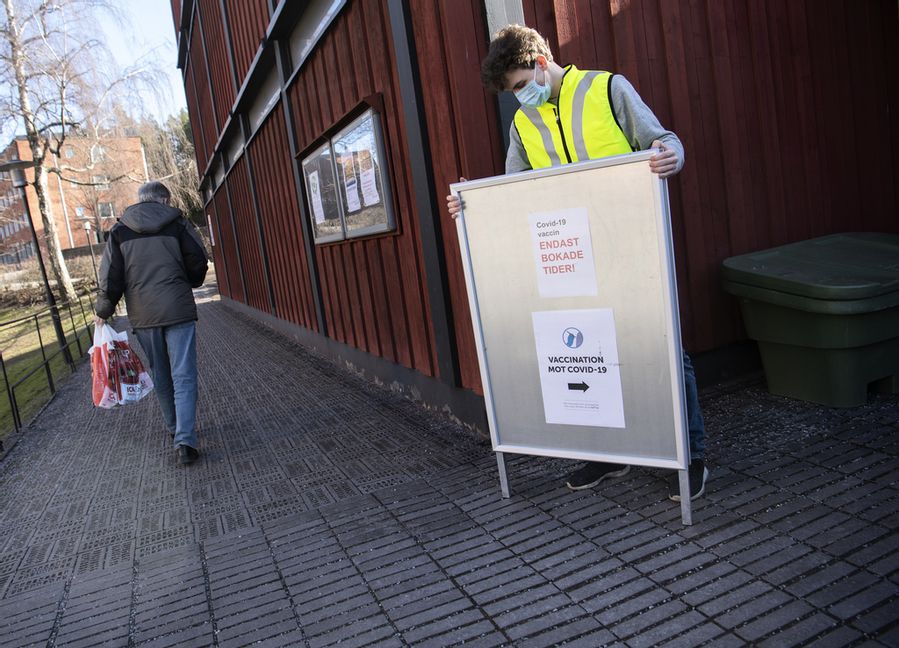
[451,150,695,525]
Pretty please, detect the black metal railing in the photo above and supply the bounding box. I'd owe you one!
[0,294,95,449]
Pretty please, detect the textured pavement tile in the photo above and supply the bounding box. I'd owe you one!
[803,569,881,607]
[1,299,897,647]
[401,608,486,644]
[656,622,729,647]
[609,599,689,640]
[624,609,707,648]
[594,584,671,625]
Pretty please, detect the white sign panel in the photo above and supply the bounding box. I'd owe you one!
[529,207,598,298]
[361,163,380,206]
[308,170,326,224]
[532,308,625,428]
[451,151,687,471]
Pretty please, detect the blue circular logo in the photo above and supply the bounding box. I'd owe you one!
[562,327,584,349]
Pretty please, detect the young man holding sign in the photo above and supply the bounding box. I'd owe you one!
[446,25,707,500]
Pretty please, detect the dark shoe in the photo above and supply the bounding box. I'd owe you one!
[668,460,708,501]
[178,445,199,465]
[566,462,631,491]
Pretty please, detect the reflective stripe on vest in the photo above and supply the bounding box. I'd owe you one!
[514,66,633,170]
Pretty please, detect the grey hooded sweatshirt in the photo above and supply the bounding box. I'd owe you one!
[96,201,208,329]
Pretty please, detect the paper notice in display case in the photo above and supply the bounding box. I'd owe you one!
[529,207,598,298]
[531,308,626,428]
[341,158,361,213]
[308,170,326,224]
[360,153,380,207]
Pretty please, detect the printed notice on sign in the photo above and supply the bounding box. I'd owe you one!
[308,170,326,224]
[531,308,625,428]
[529,207,598,298]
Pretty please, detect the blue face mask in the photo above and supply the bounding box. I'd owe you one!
[514,64,551,108]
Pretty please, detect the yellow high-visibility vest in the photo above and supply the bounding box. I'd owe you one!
[514,66,633,169]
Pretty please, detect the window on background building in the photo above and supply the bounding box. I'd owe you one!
[98,202,115,219]
[90,145,106,163]
[91,175,110,191]
[301,107,396,244]
[64,147,75,158]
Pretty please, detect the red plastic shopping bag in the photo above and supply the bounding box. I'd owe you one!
[89,323,154,408]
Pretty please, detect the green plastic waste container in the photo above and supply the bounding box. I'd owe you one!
[721,232,899,407]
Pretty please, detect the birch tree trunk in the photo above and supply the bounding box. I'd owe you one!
[2,0,78,303]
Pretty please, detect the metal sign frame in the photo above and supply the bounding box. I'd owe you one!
[452,151,693,524]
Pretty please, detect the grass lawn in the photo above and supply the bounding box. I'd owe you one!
[0,296,95,443]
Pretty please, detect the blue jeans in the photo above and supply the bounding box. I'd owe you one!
[134,321,198,449]
[683,351,706,460]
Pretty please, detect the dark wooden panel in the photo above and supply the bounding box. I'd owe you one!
[171,0,181,32]
[184,62,209,174]
[249,104,318,332]
[224,0,269,84]
[284,0,438,377]
[212,187,244,303]
[198,0,234,132]
[190,12,218,172]
[226,159,269,313]
[408,0,506,392]
[205,200,230,299]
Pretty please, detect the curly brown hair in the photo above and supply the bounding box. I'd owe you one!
[480,24,553,93]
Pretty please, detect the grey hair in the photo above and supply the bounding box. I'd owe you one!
[138,181,172,204]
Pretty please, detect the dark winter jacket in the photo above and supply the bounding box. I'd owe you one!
[95,201,208,328]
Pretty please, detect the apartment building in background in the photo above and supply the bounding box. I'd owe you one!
[0,136,148,263]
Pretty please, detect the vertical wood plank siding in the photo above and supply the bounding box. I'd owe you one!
[285,0,437,378]
[179,1,898,397]
[212,188,244,303]
[183,62,209,173]
[223,0,269,84]
[510,0,899,353]
[205,201,231,299]
[197,0,234,133]
[248,105,319,332]
[170,0,181,31]
[189,13,219,172]
[408,1,506,393]
[224,160,270,313]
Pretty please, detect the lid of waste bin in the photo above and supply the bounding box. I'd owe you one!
[721,233,899,301]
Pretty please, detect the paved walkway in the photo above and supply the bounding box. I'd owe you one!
[0,289,897,647]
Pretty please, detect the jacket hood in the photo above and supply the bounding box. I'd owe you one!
[121,201,182,234]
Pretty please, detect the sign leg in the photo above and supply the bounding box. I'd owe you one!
[496,452,510,499]
[679,469,693,525]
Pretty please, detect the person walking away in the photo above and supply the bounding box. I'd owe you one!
[94,181,208,465]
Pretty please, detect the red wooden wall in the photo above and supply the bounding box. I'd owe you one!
[225,160,270,313]
[247,105,319,332]
[409,1,505,393]
[179,0,899,398]
[212,188,244,304]
[197,0,235,133]
[519,0,899,352]
[286,0,438,378]
[206,201,231,299]
[189,10,218,173]
[224,0,270,84]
